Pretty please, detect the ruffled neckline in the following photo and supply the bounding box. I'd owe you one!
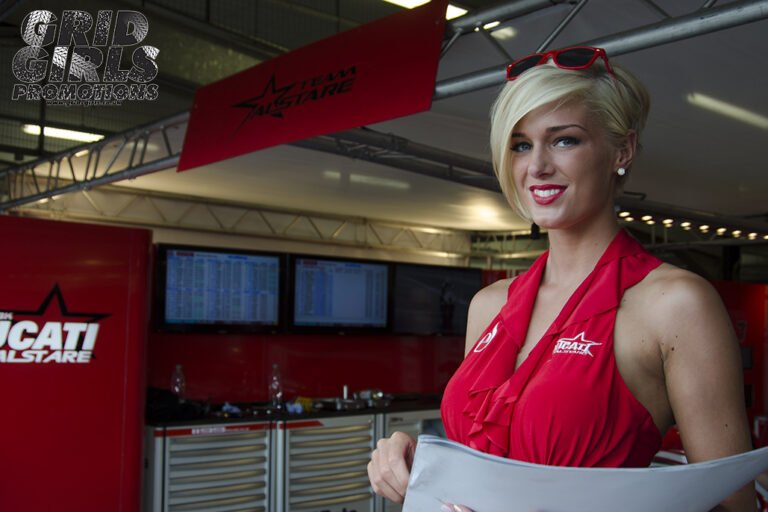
[462,229,661,457]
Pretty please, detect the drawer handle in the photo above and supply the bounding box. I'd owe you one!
[291,491,372,508]
[291,435,371,448]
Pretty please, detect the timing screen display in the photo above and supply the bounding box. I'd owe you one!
[293,258,388,327]
[165,249,279,325]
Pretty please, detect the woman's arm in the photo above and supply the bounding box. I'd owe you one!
[650,270,755,511]
[369,278,514,505]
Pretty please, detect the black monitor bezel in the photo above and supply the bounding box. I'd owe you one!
[391,262,483,336]
[154,243,286,334]
[287,254,393,334]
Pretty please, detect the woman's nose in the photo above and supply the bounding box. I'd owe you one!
[526,146,554,179]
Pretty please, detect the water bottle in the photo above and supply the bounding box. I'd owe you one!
[171,364,187,402]
[269,363,283,410]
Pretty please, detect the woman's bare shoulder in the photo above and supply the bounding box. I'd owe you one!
[632,263,730,348]
[637,263,720,308]
[464,277,515,354]
[472,277,516,310]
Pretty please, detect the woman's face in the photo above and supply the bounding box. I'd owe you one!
[509,100,624,231]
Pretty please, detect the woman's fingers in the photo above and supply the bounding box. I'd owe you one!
[368,460,404,503]
[368,432,417,503]
[385,432,415,490]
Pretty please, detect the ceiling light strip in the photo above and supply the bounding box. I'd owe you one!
[687,92,768,129]
[616,196,768,235]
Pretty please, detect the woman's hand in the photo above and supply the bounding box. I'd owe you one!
[368,431,417,503]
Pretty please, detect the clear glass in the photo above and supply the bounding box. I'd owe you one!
[269,363,283,409]
[171,364,186,402]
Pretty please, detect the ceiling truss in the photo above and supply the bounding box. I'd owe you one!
[12,180,474,259]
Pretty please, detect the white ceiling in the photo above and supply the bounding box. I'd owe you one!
[32,0,768,232]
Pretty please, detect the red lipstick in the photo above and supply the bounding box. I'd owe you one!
[529,184,566,205]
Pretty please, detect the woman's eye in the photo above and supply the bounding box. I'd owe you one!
[554,137,579,148]
[511,141,531,152]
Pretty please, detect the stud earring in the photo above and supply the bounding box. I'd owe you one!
[617,167,626,176]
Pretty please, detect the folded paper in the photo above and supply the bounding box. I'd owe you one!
[403,435,768,512]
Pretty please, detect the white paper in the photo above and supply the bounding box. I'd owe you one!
[402,435,768,512]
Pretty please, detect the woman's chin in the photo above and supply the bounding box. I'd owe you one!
[529,214,564,230]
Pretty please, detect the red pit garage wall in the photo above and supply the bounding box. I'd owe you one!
[0,216,151,512]
[148,331,465,403]
[711,280,768,425]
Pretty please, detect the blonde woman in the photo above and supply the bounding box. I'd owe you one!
[369,47,754,511]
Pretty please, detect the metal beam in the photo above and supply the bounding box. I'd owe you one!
[447,0,566,35]
[535,0,590,53]
[13,182,473,258]
[288,135,499,192]
[0,112,188,211]
[435,0,768,99]
[330,128,494,177]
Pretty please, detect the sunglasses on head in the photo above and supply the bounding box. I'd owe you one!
[506,46,614,81]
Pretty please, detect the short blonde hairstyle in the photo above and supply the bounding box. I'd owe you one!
[489,61,650,219]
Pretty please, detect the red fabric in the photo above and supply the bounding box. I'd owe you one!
[441,230,663,467]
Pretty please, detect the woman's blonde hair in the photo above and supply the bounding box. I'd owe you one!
[489,61,650,219]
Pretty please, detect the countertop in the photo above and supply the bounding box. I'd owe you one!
[146,394,442,427]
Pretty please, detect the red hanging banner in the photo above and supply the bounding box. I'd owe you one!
[177,0,448,172]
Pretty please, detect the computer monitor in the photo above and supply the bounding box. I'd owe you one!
[157,244,282,332]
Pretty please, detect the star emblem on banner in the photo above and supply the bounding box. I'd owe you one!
[232,74,294,132]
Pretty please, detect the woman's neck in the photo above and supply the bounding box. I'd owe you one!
[543,216,621,288]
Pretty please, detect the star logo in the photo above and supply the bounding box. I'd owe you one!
[553,331,602,357]
[6,284,110,323]
[232,73,294,133]
[1,284,110,355]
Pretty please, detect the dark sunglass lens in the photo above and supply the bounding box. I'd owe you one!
[555,48,596,68]
[508,55,544,78]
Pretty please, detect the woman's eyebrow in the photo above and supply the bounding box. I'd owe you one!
[511,124,587,138]
[547,123,587,133]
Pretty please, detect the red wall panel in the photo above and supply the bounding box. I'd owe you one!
[711,280,768,423]
[0,215,151,512]
[147,332,465,402]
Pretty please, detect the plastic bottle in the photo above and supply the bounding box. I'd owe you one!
[269,363,283,410]
[171,364,187,402]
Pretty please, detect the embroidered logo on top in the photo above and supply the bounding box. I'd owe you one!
[473,322,499,353]
[553,332,602,357]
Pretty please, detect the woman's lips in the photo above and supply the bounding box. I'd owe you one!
[529,185,566,205]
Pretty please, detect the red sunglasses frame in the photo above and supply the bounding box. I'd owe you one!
[505,46,614,81]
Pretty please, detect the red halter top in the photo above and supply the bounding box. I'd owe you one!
[441,230,663,467]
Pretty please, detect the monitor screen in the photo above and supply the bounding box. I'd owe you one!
[393,264,482,336]
[160,245,281,329]
[292,257,389,328]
